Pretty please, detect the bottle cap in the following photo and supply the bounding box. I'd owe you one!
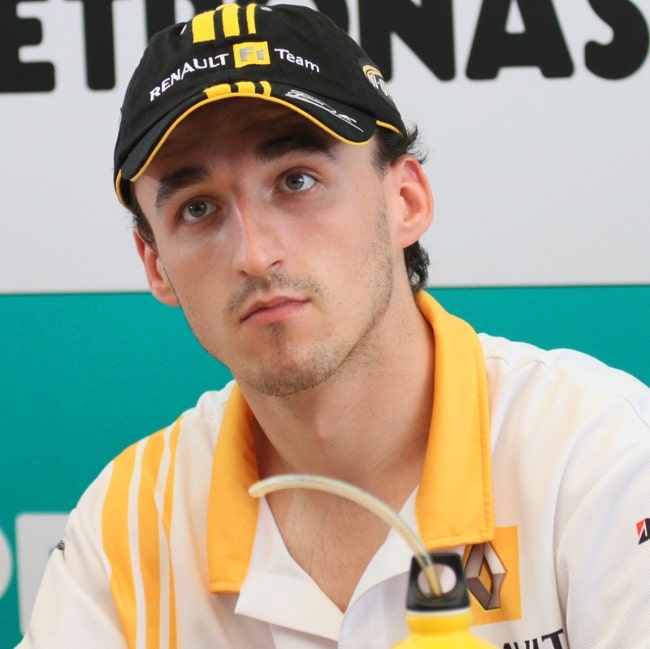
[406,552,470,612]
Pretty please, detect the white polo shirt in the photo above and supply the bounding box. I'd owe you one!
[18,292,650,649]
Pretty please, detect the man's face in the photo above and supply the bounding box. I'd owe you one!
[133,99,420,397]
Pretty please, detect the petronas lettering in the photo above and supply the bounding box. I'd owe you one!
[1,0,648,92]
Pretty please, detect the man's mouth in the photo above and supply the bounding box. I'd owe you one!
[241,295,309,325]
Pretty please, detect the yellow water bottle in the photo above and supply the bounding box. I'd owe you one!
[392,552,498,649]
[248,476,499,649]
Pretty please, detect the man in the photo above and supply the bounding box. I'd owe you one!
[18,4,650,648]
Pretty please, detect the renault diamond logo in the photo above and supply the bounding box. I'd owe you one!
[465,541,506,610]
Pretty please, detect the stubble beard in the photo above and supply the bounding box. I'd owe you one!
[181,207,395,398]
[239,208,395,397]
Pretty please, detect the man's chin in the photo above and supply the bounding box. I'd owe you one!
[239,361,336,398]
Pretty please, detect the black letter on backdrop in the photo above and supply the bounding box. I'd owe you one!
[145,0,234,40]
[303,0,349,31]
[359,0,454,80]
[145,0,176,40]
[467,0,574,79]
[144,0,348,42]
[0,0,54,92]
[68,0,122,90]
[586,0,649,79]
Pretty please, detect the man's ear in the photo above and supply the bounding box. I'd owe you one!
[391,155,434,249]
[133,230,179,306]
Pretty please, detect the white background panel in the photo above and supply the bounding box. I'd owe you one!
[1,0,648,293]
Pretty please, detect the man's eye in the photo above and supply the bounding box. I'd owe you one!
[282,172,316,192]
[180,199,217,222]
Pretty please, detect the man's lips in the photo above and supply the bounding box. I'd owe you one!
[240,296,308,325]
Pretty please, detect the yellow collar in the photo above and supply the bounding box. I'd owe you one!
[207,291,493,592]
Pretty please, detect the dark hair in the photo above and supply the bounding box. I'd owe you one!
[128,193,154,247]
[126,124,430,293]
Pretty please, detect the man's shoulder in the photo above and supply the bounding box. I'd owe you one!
[90,381,237,490]
[72,381,239,523]
[478,333,650,445]
[479,333,648,400]
[183,379,237,426]
[105,378,233,448]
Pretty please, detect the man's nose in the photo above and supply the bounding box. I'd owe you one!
[231,199,284,277]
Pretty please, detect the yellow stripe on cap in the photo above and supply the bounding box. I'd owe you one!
[204,81,275,99]
[205,83,235,98]
[246,3,258,34]
[376,120,402,135]
[217,3,241,38]
[191,11,216,43]
[235,81,257,94]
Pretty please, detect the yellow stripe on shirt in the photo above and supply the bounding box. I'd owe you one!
[163,420,182,649]
[138,433,166,649]
[103,443,139,648]
[103,418,183,649]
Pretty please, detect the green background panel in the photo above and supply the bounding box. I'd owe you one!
[1,286,648,644]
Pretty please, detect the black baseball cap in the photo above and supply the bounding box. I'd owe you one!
[113,2,406,206]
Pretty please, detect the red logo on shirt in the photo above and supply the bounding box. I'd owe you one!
[637,518,650,545]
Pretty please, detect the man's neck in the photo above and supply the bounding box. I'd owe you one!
[246,289,435,506]
[245,290,434,611]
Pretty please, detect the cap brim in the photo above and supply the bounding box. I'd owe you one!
[116,82,386,206]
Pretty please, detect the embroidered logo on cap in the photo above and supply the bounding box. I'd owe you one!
[284,89,363,131]
[362,63,392,99]
[234,41,271,68]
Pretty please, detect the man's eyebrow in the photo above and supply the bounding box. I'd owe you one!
[153,131,337,208]
[255,131,338,163]
[155,166,209,210]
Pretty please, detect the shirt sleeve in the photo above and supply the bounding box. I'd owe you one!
[485,339,650,648]
[16,545,127,648]
[16,465,127,648]
[554,386,650,648]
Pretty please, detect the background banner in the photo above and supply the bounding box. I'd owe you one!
[1,1,648,645]
[1,0,648,292]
